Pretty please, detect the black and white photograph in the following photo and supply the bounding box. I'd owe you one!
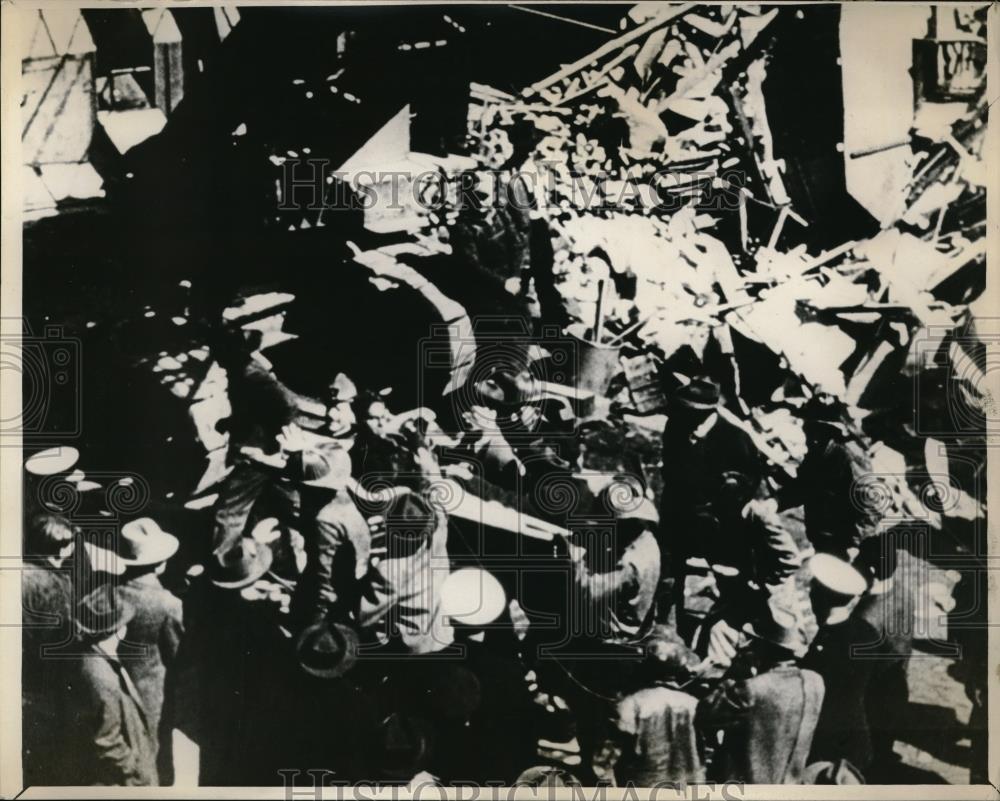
[1,1,996,795]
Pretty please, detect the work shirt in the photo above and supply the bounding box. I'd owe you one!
[697,663,825,784]
[356,500,453,655]
[615,686,705,784]
[569,527,661,643]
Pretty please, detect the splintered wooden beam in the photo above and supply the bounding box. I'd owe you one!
[556,44,640,104]
[524,2,696,97]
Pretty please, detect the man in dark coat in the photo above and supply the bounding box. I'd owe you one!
[783,394,877,558]
[659,378,763,611]
[62,586,158,786]
[170,538,295,785]
[115,518,184,783]
[22,513,80,785]
[696,599,824,784]
[852,533,916,776]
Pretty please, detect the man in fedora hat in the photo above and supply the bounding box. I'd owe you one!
[658,377,763,615]
[114,517,183,784]
[286,444,373,631]
[61,585,158,785]
[171,537,289,785]
[696,597,824,784]
[782,393,876,558]
[266,620,379,782]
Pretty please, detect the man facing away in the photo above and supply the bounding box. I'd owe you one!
[113,518,184,784]
[61,585,158,786]
[22,514,79,785]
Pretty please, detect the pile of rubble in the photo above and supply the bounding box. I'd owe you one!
[458,3,988,524]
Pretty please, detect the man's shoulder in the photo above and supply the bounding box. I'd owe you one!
[21,562,71,595]
[77,651,119,693]
[122,579,183,620]
[749,664,817,694]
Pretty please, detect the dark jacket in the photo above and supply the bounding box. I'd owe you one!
[793,438,877,554]
[119,572,184,781]
[697,663,825,784]
[803,616,880,769]
[853,551,917,661]
[173,582,292,785]
[706,498,804,591]
[22,562,75,673]
[63,646,158,786]
[293,488,372,628]
[660,414,763,570]
[22,562,76,785]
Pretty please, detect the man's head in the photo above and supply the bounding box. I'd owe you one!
[854,533,899,591]
[667,377,720,433]
[744,596,808,662]
[801,393,849,448]
[327,373,358,436]
[364,399,392,438]
[27,513,75,566]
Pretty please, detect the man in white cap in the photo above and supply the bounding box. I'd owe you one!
[114,517,184,784]
[801,552,876,773]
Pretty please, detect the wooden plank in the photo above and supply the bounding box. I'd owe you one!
[524,3,695,97]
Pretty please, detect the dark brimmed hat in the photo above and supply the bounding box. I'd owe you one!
[671,377,720,411]
[375,713,433,781]
[210,538,274,589]
[802,393,849,433]
[76,585,134,638]
[295,619,359,679]
[743,597,808,655]
[514,766,583,788]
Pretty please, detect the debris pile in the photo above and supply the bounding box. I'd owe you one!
[461,3,989,522]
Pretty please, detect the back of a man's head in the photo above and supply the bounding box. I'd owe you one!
[27,513,75,559]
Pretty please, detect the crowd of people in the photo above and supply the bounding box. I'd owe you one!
[22,342,928,787]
